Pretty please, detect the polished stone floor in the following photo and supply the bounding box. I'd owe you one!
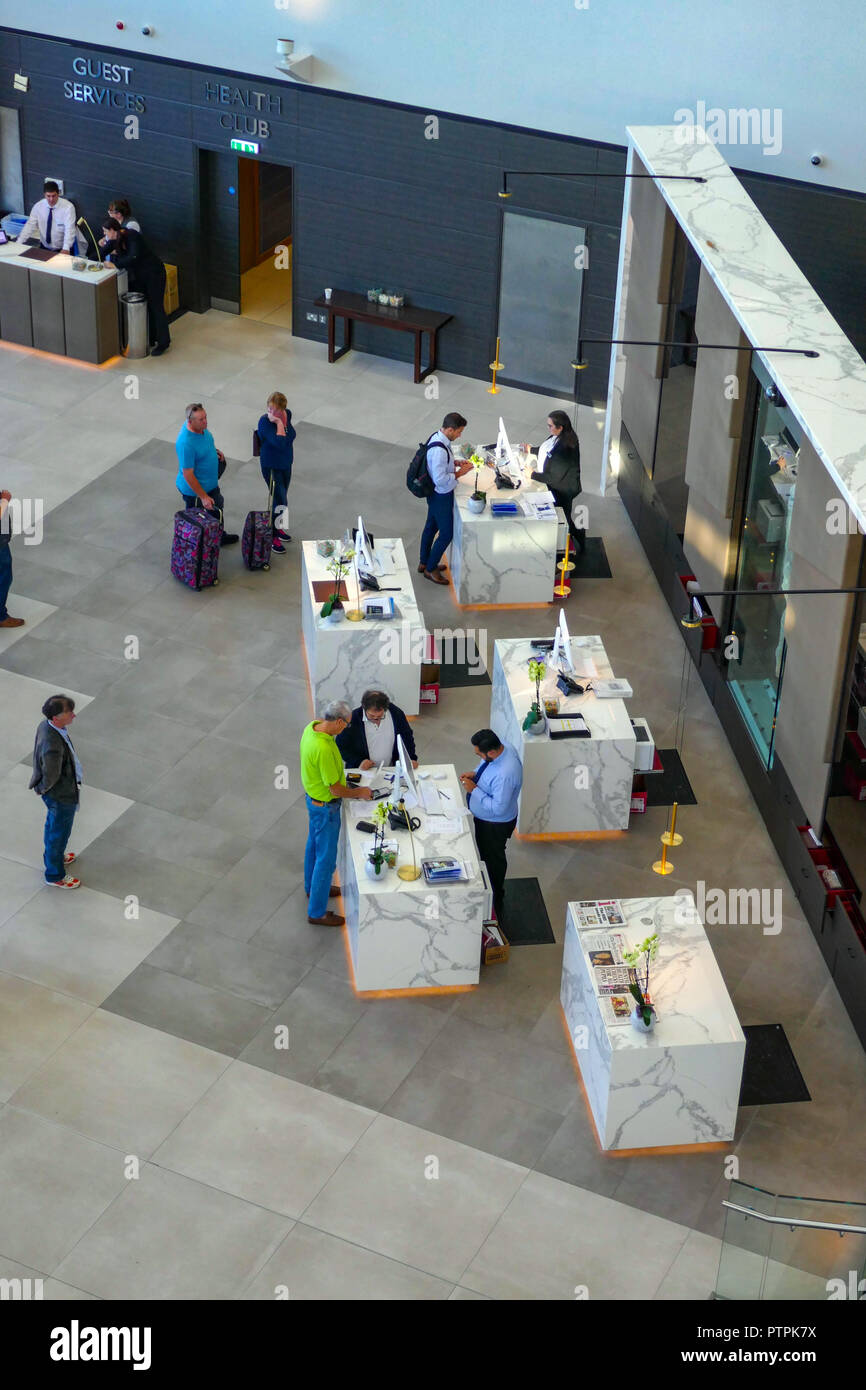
[0,312,864,1301]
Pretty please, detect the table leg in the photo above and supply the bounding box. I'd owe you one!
[327,311,336,364]
[413,330,422,384]
[331,314,352,364]
[415,328,437,382]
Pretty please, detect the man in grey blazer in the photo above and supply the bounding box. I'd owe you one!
[29,694,83,888]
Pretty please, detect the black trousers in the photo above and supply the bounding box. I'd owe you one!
[473,815,517,917]
[551,488,585,551]
[132,264,170,350]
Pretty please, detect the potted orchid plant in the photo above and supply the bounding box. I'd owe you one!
[365,799,396,879]
[622,933,660,1032]
[466,449,488,513]
[523,658,547,734]
[320,545,354,622]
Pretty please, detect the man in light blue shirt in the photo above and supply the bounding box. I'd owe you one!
[460,727,524,922]
[175,404,238,545]
[418,411,472,584]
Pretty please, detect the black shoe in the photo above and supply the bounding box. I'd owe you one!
[151,344,170,357]
[220,532,239,546]
[276,529,292,541]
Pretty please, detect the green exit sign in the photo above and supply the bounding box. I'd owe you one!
[230,138,259,155]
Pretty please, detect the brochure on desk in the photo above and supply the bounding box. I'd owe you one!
[573,900,635,1025]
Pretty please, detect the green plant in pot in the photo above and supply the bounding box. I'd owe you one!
[523,658,547,732]
[320,545,354,621]
[466,450,487,513]
[366,799,394,878]
[622,933,660,1031]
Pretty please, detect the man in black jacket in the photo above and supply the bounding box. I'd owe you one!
[101,217,171,356]
[335,690,418,769]
[29,694,83,889]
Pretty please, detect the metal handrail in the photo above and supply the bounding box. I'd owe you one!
[722,1200,866,1235]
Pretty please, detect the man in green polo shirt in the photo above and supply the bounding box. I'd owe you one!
[301,699,373,926]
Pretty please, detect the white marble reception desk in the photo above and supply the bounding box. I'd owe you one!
[560,894,745,1150]
[301,537,426,715]
[490,635,636,834]
[450,463,565,607]
[337,764,491,992]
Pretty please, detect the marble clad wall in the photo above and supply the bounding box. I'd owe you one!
[682,267,751,601]
[773,440,864,825]
[619,157,678,472]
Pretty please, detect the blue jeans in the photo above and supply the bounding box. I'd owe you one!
[304,795,342,918]
[420,490,454,571]
[42,795,78,883]
[0,545,11,620]
[261,465,291,532]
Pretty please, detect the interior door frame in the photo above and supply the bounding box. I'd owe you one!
[493,203,588,400]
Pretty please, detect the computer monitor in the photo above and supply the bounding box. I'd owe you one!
[496,416,520,471]
[392,734,419,807]
[551,607,575,672]
[355,515,374,571]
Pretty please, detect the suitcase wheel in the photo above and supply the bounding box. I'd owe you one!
[263,563,270,571]
[213,578,219,586]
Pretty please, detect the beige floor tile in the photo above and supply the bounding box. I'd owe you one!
[153,1060,375,1216]
[302,1113,527,1283]
[0,763,130,874]
[12,1010,229,1155]
[0,972,92,1103]
[240,1222,452,1300]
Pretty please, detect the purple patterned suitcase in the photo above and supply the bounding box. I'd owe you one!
[242,472,273,571]
[171,508,221,590]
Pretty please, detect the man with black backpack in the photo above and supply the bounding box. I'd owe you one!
[408,412,471,585]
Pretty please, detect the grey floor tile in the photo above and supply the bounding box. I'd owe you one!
[101,963,272,1058]
[54,1164,291,1300]
[139,736,291,828]
[0,1107,128,1272]
[153,1061,373,1217]
[145,920,311,1009]
[533,1105,628,1201]
[250,883,341,963]
[385,1058,564,1169]
[239,967,367,1083]
[417,1015,579,1115]
[0,558,94,607]
[0,635,127,695]
[105,802,253,875]
[72,702,206,768]
[73,834,214,918]
[313,998,450,1110]
[187,843,303,941]
[241,1223,452,1300]
[64,736,164,802]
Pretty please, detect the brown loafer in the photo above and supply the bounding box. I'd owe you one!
[422,569,449,585]
[307,911,345,926]
[417,563,446,574]
[0,617,25,628]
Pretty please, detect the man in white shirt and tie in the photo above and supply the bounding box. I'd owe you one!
[17,181,77,252]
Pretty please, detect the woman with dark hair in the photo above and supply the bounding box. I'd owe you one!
[101,217,170,356]
[532,409,585,554]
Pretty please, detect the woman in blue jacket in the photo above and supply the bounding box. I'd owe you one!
[257,391,296,553]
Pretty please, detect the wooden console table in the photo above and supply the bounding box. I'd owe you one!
[314,291,453,383]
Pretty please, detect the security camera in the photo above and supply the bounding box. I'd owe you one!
[765,384,786,407]
[810,153,823,166]
[141,25,153,36]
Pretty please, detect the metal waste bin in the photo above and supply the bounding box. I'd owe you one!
[120,291,148,359]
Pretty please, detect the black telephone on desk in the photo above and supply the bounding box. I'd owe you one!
[556,670,588,696]
[494,468,520,490]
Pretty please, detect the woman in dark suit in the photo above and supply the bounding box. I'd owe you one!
[531,409,585,553]
[101,217,171,356]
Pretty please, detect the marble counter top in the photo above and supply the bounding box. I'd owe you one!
[450,461,565,606]
[338,763,490,991]
[560,892,745,1149]
[0,241,117,282]
[300,537,426,715]
[622,126,866,530]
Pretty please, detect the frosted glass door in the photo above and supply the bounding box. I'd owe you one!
[497,211,584,395]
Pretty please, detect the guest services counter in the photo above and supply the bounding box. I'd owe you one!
[490,634,636,834]
[560,894,746,1150]
[301,537,426,715]
[338,764,491,993]
[0,242,119,363]
[450,461,566,607]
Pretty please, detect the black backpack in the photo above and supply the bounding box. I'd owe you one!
[406,437,445,499]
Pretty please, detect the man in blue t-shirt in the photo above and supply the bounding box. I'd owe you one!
[175,404,238,545]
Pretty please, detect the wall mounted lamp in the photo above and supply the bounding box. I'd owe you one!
[274,38,315,83]
[498,170,707,198]
[680,580,866,631]
[13,72,29,92]
[570,338,820,370]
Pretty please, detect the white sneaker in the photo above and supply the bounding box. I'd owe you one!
[49,876,81,889]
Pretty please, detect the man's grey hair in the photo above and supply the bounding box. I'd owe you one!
[184,402,205,421]
[321,699,352,722]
